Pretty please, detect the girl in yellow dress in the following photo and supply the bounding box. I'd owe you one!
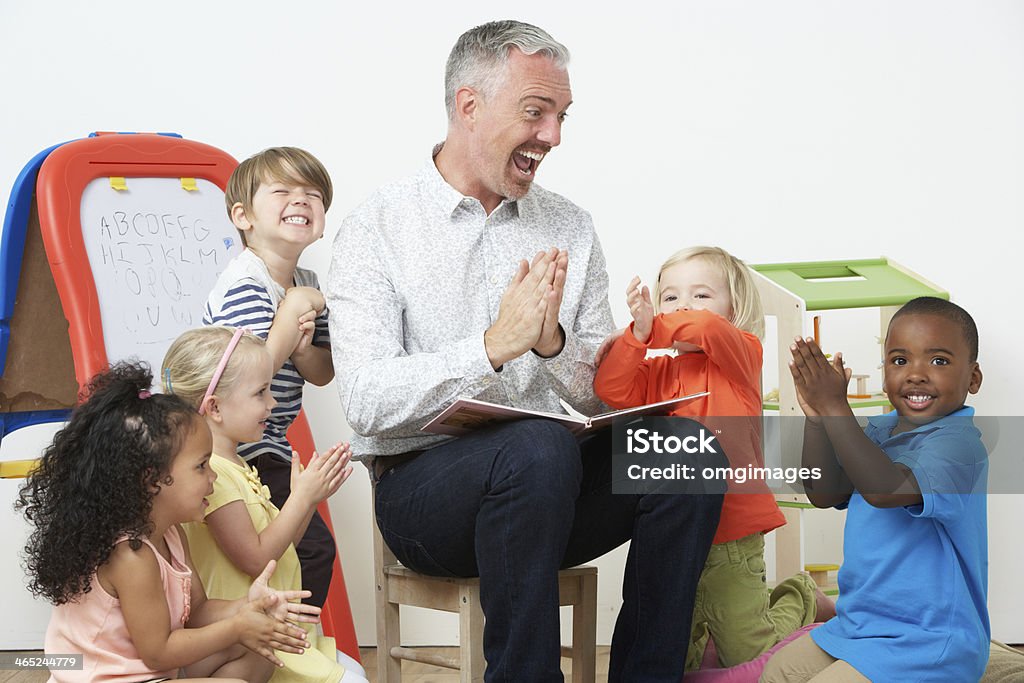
[163,326,365,683]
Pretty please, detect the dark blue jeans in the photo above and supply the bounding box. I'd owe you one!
[374,419,723,682]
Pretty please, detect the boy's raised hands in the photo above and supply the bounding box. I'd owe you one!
[789,337,853,418]
[282,286,326,316]
[272,285,335,386]
[294,309,318,355]
[265,286,327,374]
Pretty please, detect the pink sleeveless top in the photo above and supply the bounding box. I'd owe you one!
[44,526,192,682]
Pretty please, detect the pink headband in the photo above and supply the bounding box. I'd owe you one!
[198,327,248,415]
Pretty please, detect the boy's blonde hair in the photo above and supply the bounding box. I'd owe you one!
[225,147,334,245]
[161,327,266,410]
[653,246,765,339]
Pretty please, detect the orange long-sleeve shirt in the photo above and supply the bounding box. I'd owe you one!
[595,309,785,544]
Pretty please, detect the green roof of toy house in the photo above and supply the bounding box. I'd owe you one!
[750,258,948,311]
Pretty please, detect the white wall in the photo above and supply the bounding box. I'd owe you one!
[2,0,1022,647]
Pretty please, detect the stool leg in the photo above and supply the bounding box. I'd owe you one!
[374,582,402,681]
[571,573,598,683]
[376,593,399,679]
[459,584,485,682]
[373,524,402,682]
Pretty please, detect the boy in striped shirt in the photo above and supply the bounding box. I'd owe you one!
[204,146,337,606]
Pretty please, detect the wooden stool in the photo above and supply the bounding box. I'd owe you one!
[373,518,598,682]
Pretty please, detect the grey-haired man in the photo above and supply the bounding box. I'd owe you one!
[328,20,721,681]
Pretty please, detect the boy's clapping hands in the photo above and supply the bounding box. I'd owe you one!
[789,337,853,419]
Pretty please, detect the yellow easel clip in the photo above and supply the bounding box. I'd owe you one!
[180,177,198,192]
[109,176,128,191]
[0,459,40,479]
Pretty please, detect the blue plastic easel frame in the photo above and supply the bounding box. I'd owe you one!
[0,141,76,440]
[0,132,186,443]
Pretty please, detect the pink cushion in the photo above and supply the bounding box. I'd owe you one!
[685,624,821,683]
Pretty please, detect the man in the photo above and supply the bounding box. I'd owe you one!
[328,20,721,681]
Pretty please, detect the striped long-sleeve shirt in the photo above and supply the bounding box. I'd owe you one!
[204,248,329,463]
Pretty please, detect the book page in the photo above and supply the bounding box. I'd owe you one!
[586,392,709,431]
[423,397,587,437]
[422,392,708,438]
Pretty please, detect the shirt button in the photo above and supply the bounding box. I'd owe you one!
[490,275,498,284]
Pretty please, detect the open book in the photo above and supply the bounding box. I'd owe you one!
[422,392,709,437]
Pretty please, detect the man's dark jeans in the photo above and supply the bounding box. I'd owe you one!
[374,419,723,682]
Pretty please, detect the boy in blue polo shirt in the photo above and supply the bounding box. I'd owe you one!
[763,296,988,682]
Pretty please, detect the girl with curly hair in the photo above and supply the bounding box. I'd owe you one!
[18,361,320,682]
[162,327,363,683]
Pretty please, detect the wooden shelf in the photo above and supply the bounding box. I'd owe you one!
[763,398,891,411]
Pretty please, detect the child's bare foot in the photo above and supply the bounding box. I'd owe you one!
[814,586,837,622]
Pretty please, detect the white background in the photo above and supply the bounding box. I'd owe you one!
[1,0,1021,648]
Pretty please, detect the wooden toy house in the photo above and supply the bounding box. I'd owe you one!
[749,258,948,581]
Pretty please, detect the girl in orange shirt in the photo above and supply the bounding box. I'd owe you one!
[595,246,826,670]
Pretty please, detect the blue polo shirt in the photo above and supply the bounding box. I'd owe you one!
[811,406,989,682]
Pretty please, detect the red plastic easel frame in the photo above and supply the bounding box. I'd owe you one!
[33,132,360,660]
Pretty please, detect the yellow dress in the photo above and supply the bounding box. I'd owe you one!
[183,453,344,683]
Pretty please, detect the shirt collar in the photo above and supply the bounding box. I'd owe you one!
[242,248,285,299]
[867,405,975,441]
[422,142,522,220]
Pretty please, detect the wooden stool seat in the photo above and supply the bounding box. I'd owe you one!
[374,514,598,682]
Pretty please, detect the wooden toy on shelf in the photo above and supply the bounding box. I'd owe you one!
[848,374,872,399]
[805,563,840,597]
